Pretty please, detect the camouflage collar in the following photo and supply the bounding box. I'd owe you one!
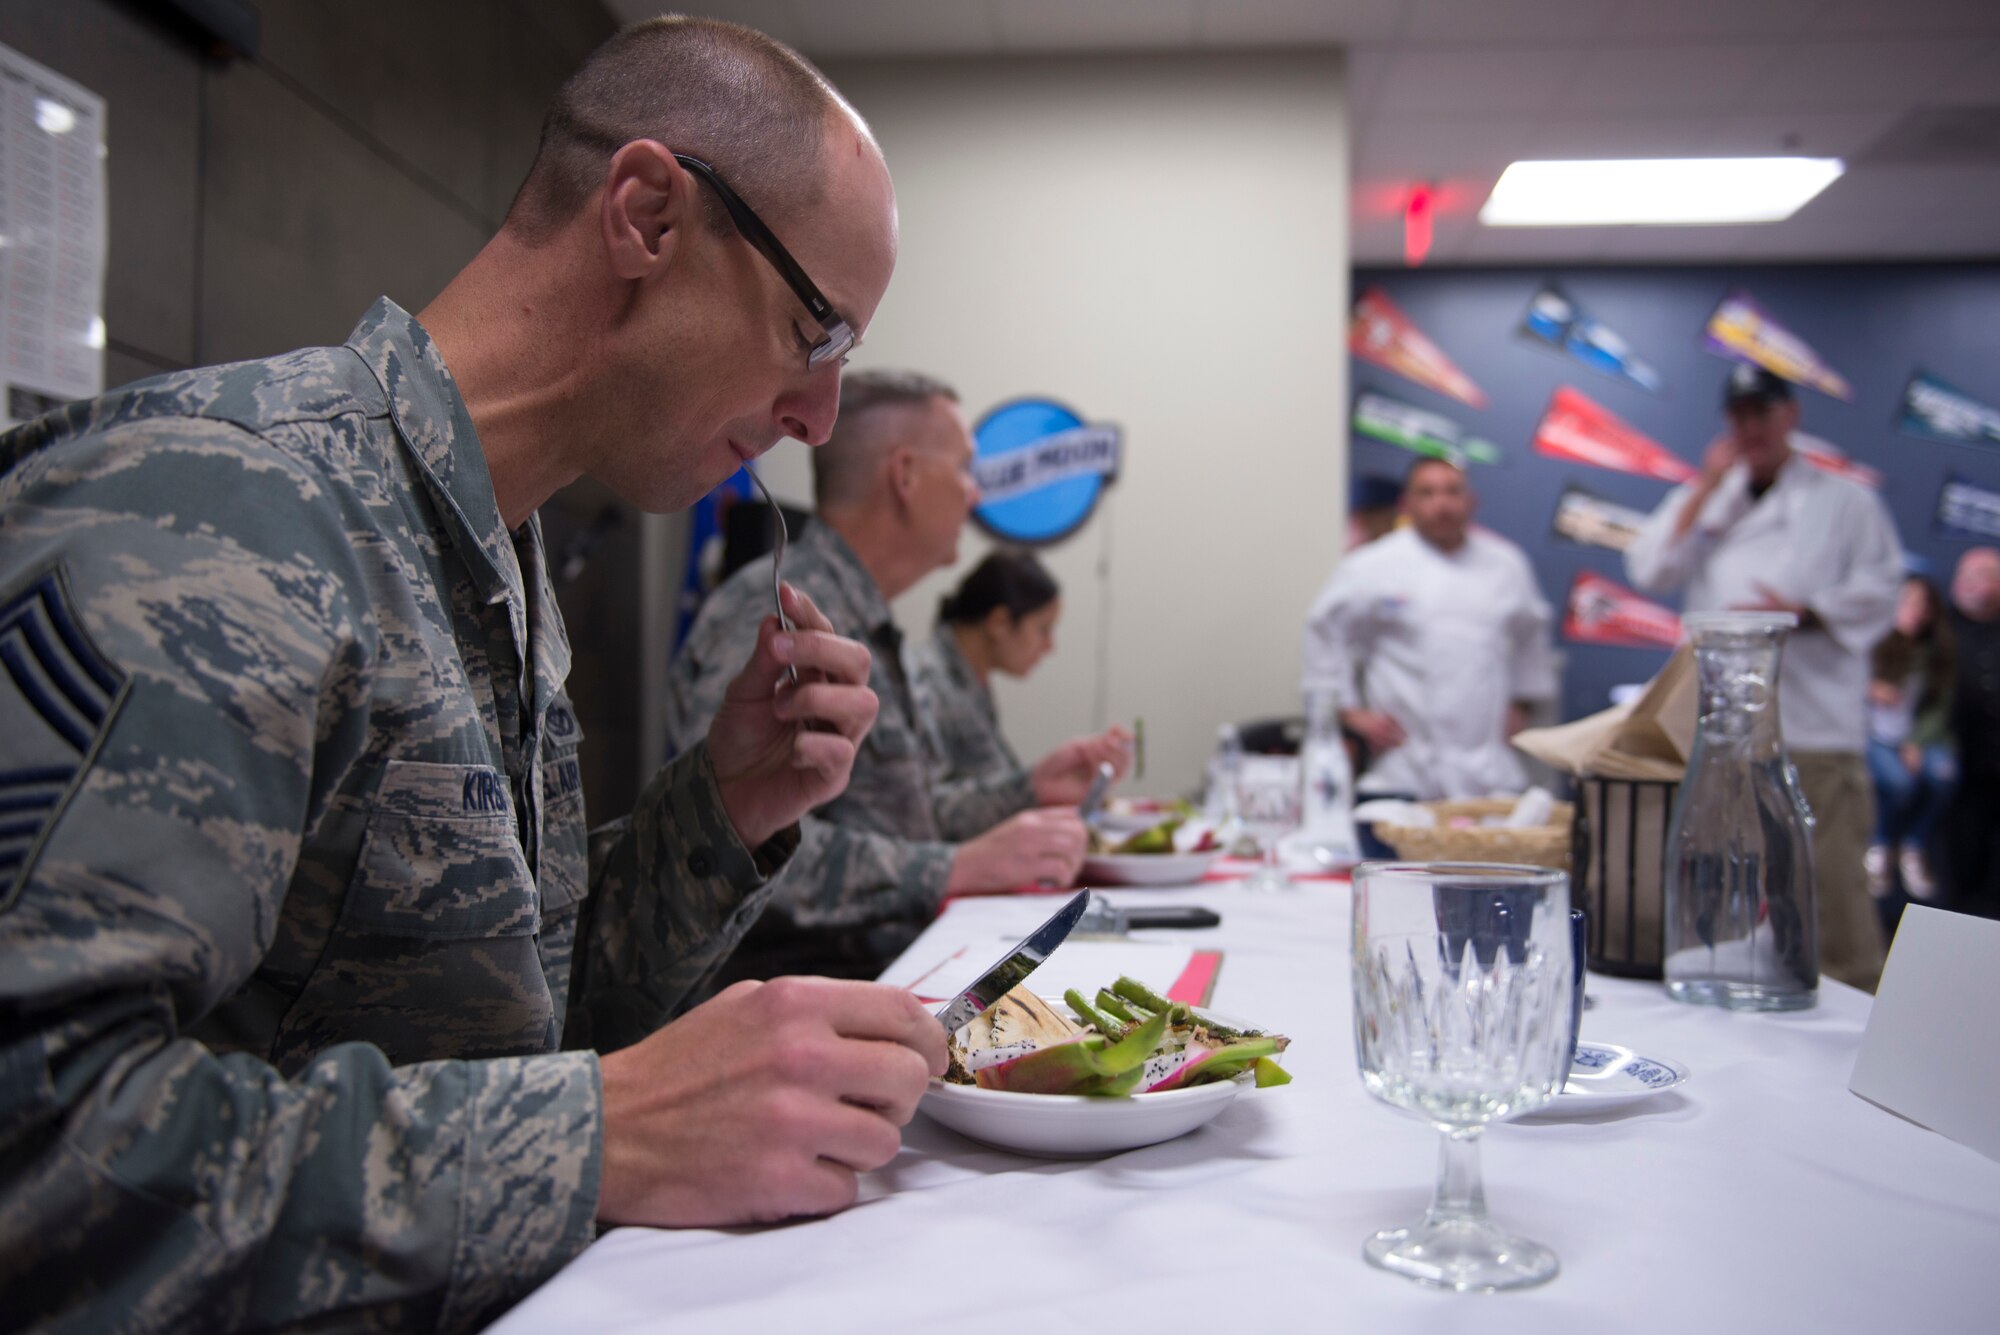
[798,519,899,648]
[345,297,519,611]
[931,621,980,693]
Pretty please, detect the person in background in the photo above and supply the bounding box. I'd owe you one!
[1302,455,1557,801]
[1944,547,2000,919]
[0,18,941,1332]
[666,371,1130,981]
[913,549,1107,787]
[1864,575,1957,902]
[1348,472,1402,550]
[1626,364,1902,990]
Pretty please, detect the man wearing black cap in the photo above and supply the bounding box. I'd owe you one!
[1627,364,1903,991]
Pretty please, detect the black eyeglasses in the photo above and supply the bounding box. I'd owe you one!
[673,153,855,371]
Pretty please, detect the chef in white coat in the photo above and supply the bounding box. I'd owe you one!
[1626,363,1902,992]
[1303,455,1557,801]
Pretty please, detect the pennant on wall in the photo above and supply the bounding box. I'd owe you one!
[1519,284,1664,393]
[1563,571,1683,649]
[1792,431,1883,491]
[1349,288,1488,408]
[1702,290,1854,401]
[1552,485,1649,553]
[1533,387,1694,484]
[1353,390,1500,464]
[1938,476,2000,543]
[1901,371,2000,452]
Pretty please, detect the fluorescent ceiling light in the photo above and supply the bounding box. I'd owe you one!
[1480,157,1844,226]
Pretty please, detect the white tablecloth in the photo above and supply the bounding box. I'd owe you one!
[489,881,1998,1333]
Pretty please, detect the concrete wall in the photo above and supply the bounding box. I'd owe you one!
[0,0,664,814]
[757,51,1351,799]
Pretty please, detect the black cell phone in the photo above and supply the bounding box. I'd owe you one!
[1123,906,1221,930]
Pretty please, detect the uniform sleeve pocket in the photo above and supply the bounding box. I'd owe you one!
[343,759,538,940]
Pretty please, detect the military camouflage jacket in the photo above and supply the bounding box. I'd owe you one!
[910,622,1027,785]
[0,299,791,1333]
[665,521,1031,972]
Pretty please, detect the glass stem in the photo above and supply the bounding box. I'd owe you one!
[1427,1128,1487,1226]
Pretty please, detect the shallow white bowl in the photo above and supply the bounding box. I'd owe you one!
[1080,850,1221,887]
[922,1006,1279,1157]
[919,1074,1245,1157]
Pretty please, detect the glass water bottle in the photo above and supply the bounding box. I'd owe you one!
[1662,611,1818,1011]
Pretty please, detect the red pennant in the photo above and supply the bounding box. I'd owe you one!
[1349,288,1487,408]
[1563,571,1683,648]
[1534,387,1695,484]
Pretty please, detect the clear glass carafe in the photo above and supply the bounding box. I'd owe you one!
[1662,612,1817,1011]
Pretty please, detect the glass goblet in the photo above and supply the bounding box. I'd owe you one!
[1351,861,1574,1291]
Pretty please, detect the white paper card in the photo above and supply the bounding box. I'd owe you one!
[1849,906,2000,1164]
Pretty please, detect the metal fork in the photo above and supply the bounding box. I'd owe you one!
[745,467,800,686]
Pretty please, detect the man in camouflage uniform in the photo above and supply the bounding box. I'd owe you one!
[666,372,1128,981]
[0,18,944,1334]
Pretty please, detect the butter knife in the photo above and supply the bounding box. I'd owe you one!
[933,889,1091,1037]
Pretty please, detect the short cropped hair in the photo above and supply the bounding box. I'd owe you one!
[506,16,845,241]
[1403,454,1467,489]
[812,370,960,510]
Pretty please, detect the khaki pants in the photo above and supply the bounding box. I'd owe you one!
[1794,751,1886,993]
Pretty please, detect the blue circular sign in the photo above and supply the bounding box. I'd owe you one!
[971,398,1120,546]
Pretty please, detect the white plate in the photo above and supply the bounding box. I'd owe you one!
[920,1074,1247,1157]
[921,1007,1279,1157]
[1522,1042,1689,1118]
[1081,851,1221,886]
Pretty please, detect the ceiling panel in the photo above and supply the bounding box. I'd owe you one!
[992,0,1200,53]
[1526,116,1733,158]
[1707,110,1904,159]
[1600,0,1830,42]
[1370,46,1588,119]
[1735,39,1982,112]
[1816,0,2000,38]
[788,1,998,57]
[1400,0,1612,44]
[1194,0,1408,46]
[1558,44,1771,115]
[1356,117,1543,176]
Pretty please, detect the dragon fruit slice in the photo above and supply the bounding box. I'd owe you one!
[1144,1038,1284,1092]
[974,1011,1167,1095]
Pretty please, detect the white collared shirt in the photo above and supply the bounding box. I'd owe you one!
[1625,440,1902,754]
[1302,525,1558,800]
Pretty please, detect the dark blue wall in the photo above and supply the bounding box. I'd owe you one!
[1350,263,2000,725]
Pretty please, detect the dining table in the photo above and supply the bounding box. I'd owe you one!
[488,871,1998,1333]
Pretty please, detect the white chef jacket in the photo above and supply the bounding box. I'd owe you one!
[1624,443,1901,755]
[1302,525,1558,800]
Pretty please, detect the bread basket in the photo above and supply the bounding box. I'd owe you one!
[1372,797,1575,874]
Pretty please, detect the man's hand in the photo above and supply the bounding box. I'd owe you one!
[1340,708,1406,757]
[1029,726,1134,806]
[1672,432,1742,539]
[595,977,946,1227]
[1697,431,1741,486]
[1731,583,1818,629]
[946,807,1089,894]
[1901,742,1923,776]
[709,584,879,849]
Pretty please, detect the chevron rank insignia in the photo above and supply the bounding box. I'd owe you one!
[0,567,127,906]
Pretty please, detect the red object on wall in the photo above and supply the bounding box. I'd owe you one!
[1404,184,1434,266]
[1533,387,1697,484]
[1563,571,1683,649]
